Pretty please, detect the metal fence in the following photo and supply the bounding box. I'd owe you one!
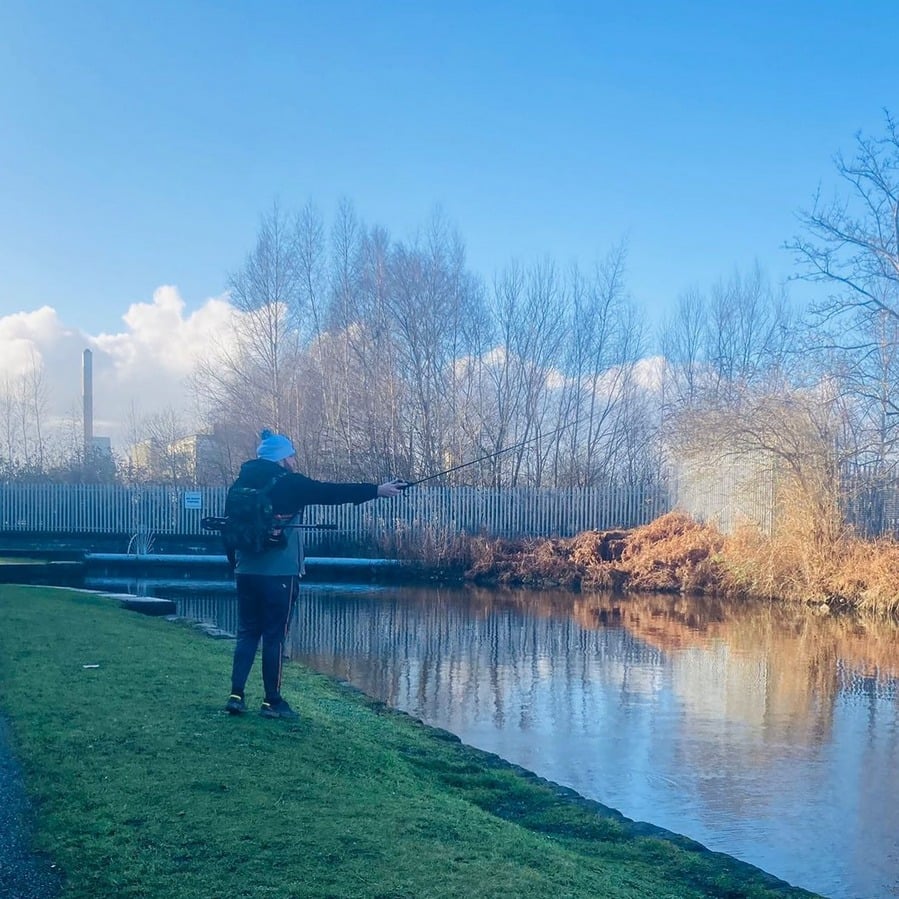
[0,482,672,544]
[4,473,897,549]
[841,472,899,539]
[669,458,776,534]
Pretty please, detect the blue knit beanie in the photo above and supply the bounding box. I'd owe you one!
[256,429,296,462]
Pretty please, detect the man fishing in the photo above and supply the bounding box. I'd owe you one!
[224,429,406,719]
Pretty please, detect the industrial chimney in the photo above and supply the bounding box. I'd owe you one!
[82,348,93,457]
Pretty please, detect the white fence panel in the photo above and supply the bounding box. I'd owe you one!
[0,482,672,544]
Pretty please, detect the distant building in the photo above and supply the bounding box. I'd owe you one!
[129,438,164,477]
[81,348,112,462]
[169,433,228,484]
[128,432,229,485]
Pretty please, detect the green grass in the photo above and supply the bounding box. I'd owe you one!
[0,585,821,899]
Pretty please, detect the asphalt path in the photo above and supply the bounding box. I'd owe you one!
[0,715,62,898]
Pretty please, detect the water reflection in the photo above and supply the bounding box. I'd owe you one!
[167,583,899,899]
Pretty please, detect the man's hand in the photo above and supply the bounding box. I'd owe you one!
[377,478,408,497]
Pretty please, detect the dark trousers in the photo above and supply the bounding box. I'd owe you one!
[230,574,299,703]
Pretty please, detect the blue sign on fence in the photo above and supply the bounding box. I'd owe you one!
[182,491,202,510]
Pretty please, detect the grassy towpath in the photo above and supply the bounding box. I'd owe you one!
[0,586,822,899]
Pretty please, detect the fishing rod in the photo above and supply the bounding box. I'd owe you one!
[401,413,588,488]
[201,516,339,532]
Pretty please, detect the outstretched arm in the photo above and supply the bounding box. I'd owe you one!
[276,474,407,510]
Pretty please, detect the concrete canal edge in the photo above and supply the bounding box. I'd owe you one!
[0,552,429,591]
[83,552,419,584]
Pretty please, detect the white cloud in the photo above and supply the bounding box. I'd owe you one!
[0,306,70,375]
[0,288,239,451]
[94,286,236,377]
[633,355,666,391]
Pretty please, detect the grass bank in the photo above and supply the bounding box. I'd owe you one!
[0,586,819,899]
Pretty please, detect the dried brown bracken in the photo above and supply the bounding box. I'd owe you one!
[465,512,727,595]
[414,510,899,614]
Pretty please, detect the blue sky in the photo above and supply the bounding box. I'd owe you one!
[1,0,897,339]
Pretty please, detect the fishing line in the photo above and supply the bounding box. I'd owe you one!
[401,413,589,488]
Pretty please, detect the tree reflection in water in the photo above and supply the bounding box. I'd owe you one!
[166,582,899,899]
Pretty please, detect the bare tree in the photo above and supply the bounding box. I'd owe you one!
[125,407,190,485]
[19,351,49,473]
[661,264,794,415]
[292,200,329,465]
[224,203,304,430]
[788,111,899,333]
[0,354,51,477]
[0,374,19,474]
[786,111,899,508]
[321,198,365,472]
[466,260,575,488]
[476,265,525,485]
[556,245,645,486]
[672,385,847,547]
[193,201,663,492]
[510,261,568,486]
[384,213,484,481]
[659,265,823,534]
[659,288,706,407]
[706,264,793,399]
[192,203,308,462]
[351,223,411,477]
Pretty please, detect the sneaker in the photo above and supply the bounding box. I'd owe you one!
[225,693,246,715]
[260,699,299,720]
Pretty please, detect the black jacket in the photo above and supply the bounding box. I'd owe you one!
[233,459,378,577]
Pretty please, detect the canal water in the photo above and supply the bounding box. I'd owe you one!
[124,580,899,899]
